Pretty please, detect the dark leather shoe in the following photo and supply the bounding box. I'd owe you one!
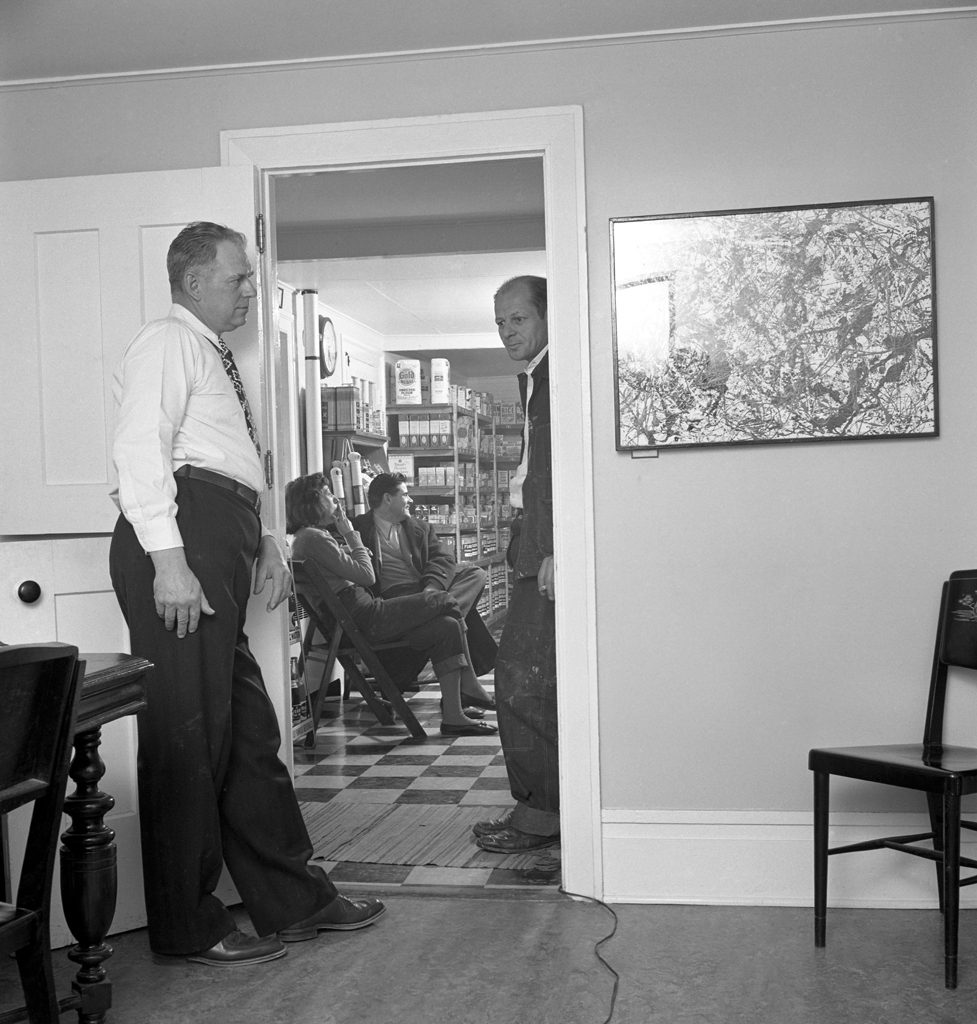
[472,810,514,837]
[279,895,386,941]
[440,720,498,737]
[186,930,286,966]
[475,826,560,853]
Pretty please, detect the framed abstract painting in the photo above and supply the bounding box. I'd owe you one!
[610,197,937,451]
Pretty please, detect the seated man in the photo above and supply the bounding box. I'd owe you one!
[287,472,495,735]
[352,473,497,695]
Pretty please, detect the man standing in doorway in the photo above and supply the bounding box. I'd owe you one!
[473,275,560,853]
[109,222,384,967]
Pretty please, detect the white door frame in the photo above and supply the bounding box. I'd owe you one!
[221,106,600,898]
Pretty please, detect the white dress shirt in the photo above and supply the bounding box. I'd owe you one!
[111,303,264,552]
[509,345,548,511]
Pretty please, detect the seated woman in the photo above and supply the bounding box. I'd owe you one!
[286,472,496,736]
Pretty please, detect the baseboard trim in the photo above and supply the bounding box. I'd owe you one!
[600,810,977,908]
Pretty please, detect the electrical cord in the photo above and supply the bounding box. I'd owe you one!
[559,885,621,1024]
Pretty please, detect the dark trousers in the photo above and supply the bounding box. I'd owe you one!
[494,528,560,836]
[337,586,468,675]
[379,564,498,686]
[109,477,336,955]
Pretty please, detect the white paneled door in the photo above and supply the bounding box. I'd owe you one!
[0,165,261,535]
[0,166,260,940]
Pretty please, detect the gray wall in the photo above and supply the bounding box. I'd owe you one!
[3,15,975,817]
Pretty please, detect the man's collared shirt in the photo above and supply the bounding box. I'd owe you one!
[509,344,548,511]
[112,303,264,552]
[373,514,422,594]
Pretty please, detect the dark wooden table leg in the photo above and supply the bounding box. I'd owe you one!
[59,725,118,1024]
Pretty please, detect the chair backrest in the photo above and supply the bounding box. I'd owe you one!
[291,559,411,657]
[922,571,977,752]
[939,571,977,669]
[291,560,350,648]
[0,643,81,910]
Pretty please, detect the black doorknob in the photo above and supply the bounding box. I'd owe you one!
[17,580,42,604]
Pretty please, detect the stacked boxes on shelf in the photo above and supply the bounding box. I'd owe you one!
[386,358,515,622]
[490,561,508,614]
[322,382,384,436]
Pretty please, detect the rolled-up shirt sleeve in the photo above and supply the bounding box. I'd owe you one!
[113,322,197,552]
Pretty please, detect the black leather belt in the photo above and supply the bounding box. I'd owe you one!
[174,465,261,513]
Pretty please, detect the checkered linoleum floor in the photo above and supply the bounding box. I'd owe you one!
[292,680,562,893]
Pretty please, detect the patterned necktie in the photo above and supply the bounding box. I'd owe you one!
[214,338,261,459]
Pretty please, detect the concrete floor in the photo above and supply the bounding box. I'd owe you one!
[6,895,977,1023]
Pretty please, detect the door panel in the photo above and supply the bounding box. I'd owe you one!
[0,165,260,535]
[0,536,144,945]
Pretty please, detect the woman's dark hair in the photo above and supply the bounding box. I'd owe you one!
[285,472,328,534]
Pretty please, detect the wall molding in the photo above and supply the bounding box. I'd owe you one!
[3,9,975,92]
[602,810,977,908]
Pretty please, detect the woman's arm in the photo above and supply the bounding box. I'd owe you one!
[294,526,375,587]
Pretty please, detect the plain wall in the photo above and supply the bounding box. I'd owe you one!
[3,15,976,822]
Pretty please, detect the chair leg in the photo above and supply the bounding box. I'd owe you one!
[813,771,829,948]
[16,920,61,1024]
[926,791,946,913]
[340,657,394,725]
[943,792,960,989]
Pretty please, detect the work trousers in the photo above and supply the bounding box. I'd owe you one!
[494,527,560,836]
[109,476,336,955]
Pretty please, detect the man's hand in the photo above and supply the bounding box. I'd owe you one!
[254,535,291,612]
[150,547,214,638]
[538,555,555,603]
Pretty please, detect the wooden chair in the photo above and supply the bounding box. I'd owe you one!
[0,643,82,1024]
[291,560,427,741]
[809,569,977,989]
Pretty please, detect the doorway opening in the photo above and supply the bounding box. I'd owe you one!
[223,106,601,899]
[273,158,561,891]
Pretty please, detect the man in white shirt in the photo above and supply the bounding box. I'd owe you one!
[109,222,384,967]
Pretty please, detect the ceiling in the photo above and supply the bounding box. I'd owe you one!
[3,0,974,82]
[275,160,547,381]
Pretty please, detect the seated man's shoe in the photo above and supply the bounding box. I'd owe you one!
[459,691,496,711]
[279,895,386,941]
[472,810,514,837]
[440,697,485,719]
[475,826,560,854]
[186,930,286,967]
[440,720,498,737]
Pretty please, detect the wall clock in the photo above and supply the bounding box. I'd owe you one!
[318,315,338,377]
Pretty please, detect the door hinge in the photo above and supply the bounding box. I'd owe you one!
[264,449,274,490]
[255,212,266,254]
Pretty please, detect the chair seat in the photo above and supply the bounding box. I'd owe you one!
[811,744,977,791]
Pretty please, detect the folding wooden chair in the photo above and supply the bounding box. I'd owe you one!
[291,560,427,741]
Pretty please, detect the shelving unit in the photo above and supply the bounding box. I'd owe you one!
[490,419,524,626]
[321,429,389,477]
[387,402,514,627]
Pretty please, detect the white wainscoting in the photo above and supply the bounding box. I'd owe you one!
[601,810,977,908]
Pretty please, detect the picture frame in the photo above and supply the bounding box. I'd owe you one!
[610,197,937,452]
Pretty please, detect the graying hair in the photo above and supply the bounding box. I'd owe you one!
[167,222,246,290]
